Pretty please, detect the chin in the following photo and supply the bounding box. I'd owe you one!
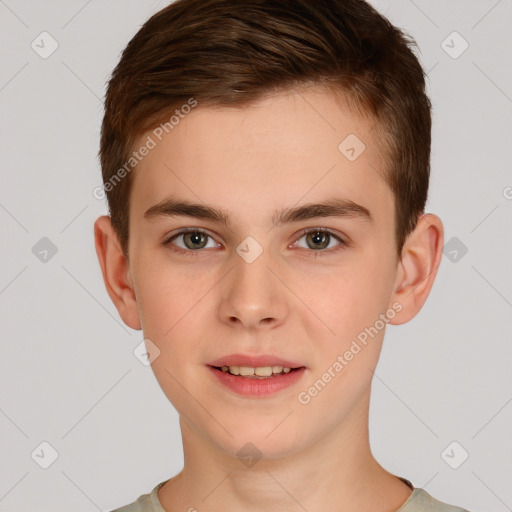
[211,424,309,463]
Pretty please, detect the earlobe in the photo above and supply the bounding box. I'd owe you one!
[388,213,444,325]
[93,215,142,330]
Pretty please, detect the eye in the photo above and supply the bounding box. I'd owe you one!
[164,228,220,253]
[293,228,346,253]
[163,227,347,256]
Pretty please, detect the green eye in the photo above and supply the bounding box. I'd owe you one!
[296,229,345,251]
[163,227,347,256]
[164,229,218,252]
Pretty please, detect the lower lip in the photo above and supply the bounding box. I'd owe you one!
[207,366,306,397]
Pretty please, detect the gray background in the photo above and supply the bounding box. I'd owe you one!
[1,0,511,511]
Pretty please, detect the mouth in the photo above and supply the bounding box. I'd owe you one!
[208,364,305,379]
[205,354,307,396]
[206,363,307,397]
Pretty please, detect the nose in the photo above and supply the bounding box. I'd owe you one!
[218,244,289,330]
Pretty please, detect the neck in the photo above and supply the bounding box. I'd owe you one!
[159,390,412,512]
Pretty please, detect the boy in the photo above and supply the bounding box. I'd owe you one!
[94,0,471,510]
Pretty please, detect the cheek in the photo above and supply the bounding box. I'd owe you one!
[296,255,396,381]
[304,260,393,339]
[133,263,208,409]
[133,259,222,382]
[135,259,209,338]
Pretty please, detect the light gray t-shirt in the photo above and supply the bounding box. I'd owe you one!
[110,477,472,512]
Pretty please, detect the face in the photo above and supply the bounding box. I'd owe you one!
[124,86,400,461]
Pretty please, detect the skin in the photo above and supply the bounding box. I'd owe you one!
[94,85,444,512]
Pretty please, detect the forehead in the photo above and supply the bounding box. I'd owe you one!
[129,86,392,230]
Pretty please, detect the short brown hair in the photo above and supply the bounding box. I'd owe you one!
[99,0,431,260]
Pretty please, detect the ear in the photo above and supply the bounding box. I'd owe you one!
[93,215,142,330]
[388,213,444,325]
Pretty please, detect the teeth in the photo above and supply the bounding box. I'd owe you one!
[239,366,255,376]
[219,365,294,377]
[256,367,273,377]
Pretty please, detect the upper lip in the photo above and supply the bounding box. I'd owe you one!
[207,354,305,369]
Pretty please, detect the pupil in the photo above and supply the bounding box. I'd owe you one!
[309,231,328,249]
[187,231,205,249]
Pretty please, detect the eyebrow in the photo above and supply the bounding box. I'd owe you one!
[143,197,373,227]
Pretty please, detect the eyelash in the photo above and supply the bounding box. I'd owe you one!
[162,227,347,257]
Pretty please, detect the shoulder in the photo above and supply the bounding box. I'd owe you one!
[109,480,168,512]
[399,488,472,512]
